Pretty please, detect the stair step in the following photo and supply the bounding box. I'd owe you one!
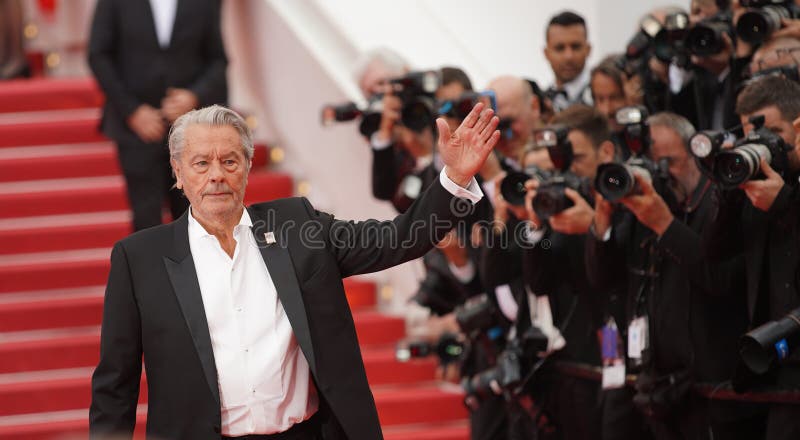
[0,114,106,148]
[0,142,269,182]
[0,171,293,219]
[0,78,103,113]
[0,408,468,440]
[0,278,377,333]
[0,211,131,255]
[0,366,461,422]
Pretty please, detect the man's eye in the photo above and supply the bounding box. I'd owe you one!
[195,161,208,166]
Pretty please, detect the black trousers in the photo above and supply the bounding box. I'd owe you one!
[601,387,651,440]
[647,397,766,440]
[116,138,188,231]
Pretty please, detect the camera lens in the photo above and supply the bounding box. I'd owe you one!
[714,144,770,187]
[686,24,724,57]
[359,112,382,137]
[402,99,434,132]
[737,6,787,44]
[500,172,531,206]
[595,163,636,202]
[532,184,571,220]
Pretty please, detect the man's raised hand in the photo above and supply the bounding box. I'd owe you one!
[436,102,500,187]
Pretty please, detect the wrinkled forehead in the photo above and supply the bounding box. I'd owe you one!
[183,124,244,155]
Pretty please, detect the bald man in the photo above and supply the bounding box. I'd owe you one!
[750,36,800,76]
[487,76,543,170]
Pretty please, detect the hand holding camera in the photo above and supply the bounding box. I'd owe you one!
[548,188,595,234]
[618,173,675,236]
[740,158,785,211]
[376,89,403,144]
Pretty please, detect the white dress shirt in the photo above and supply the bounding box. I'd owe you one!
[149,0,178,48]
[188,208,318,436]
[186,171,481,435]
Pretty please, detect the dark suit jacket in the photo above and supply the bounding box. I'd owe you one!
[87,0,228,146]
[90,179,470,440]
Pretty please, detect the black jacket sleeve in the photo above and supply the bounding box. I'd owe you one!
[90,242,143,437]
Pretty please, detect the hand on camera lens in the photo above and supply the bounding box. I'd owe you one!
[523,179,542,228]
[619,174,674,236]
[772,19,800,40]
[549,188,595,235]
[740,159,785,212]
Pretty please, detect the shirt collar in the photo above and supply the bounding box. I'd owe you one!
[188,206,252,240]
[560,68,590,101]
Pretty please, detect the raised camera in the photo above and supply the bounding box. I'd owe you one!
[737,0,800,45]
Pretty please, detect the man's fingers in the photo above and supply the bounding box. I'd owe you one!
[479,115,500,142]
[482,130,501,156]
[634,173,655,195]
[460,102,484,129]
[436,118,452,146]
[473,108,495,136]
[563,187,583,203]
[760,158,780,178]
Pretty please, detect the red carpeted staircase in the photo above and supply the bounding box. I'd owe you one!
[0,78,469,440]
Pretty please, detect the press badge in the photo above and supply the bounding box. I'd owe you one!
[600,318,626,389]
[627,316,649,360]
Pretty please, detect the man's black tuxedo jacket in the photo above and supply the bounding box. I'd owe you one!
[88,0,228,145]
[90,179,472,440]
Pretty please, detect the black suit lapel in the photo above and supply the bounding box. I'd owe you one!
[168,0,186,49]
[163,212,220,405]
[249,207,318,378]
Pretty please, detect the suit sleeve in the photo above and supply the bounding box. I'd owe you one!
[90,242,142,438]
[371,146,400,201]
[301,177,476,278]
[188,0,228,106]
[87,0,140,120]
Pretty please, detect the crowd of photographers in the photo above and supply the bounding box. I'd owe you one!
[323,1,800,439]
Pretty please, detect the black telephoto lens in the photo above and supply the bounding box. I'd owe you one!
[737,6,789,45]
[686,23,726,56]
[500,172,532,206]
[740,308,800,374]
[595,163,637,202]
[713,144,770,188]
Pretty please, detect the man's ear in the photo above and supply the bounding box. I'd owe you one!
[599,140,616,163]
[171,158,183,189]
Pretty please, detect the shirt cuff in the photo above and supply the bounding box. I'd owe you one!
[439,168,483,204]
[524,223,546,245]
[448,260,476,284]
[370,132,393,150]
[590,222,612,242]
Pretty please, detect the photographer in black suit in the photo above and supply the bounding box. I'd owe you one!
[705,75,800,440]
[88,0,228,231]
[587,112,756,439]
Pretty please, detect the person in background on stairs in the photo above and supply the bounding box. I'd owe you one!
[90,103,499,440]
[87,0,228,231]
[543,10,593,113]
[0,0,29,79]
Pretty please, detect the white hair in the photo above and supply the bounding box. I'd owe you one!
[352,47,410,83]
[168,105,254,164]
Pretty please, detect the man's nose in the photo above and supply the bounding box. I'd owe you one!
[208,161,225,181]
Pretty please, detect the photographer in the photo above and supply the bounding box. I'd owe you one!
[370,66,474,213]
[587,112,756,439]
[521,105,616,440]
[590,56,645,158]
[705,75,800,439]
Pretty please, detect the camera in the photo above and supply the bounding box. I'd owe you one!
[437,90,497,121]
[396,333,466,364]
[500,165,553,207]
[412,251,472,316]
[740,307,800,374]
[685,11,732,57]
[461,326,550,404]
[454,294,506,336]
[617,13,665,75]
[321,70,442,137]
[689,115,791,189]
[652,10,692,67]
[737,0,800,45]
[595,106,670,201]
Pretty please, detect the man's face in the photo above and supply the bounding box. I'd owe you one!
[359,61,395,98]
[591,72,626,131]
[741,105,797,147]
[172,124,250,222]
[742,106,800,170]
[494,90,536,158]
[567,129,601,180]
[649,124,698,197]
[544,24,591,85]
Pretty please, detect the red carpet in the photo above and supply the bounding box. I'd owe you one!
[0,78,469,439]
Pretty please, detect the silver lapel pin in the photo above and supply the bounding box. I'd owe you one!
[264,231,276,245]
